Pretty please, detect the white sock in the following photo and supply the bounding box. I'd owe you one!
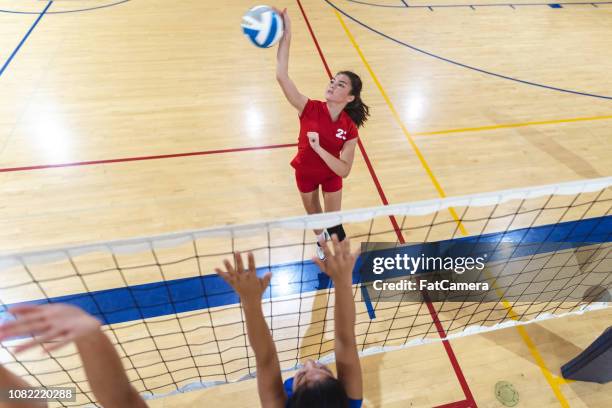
[316,231,327,244]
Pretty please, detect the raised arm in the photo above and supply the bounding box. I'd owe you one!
[314,236,363,400]
[0,365,47,408]
[215,253,285,408]
[0,304,147,408]
[75,331,147,408]
[273,8,308,114]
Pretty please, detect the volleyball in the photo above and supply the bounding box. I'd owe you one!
[241,5,284,48]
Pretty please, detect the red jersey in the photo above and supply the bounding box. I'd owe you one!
[290,99,359,177]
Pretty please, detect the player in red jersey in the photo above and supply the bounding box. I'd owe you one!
[274,8,370,259]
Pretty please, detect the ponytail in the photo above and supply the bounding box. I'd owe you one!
[337,71,370,128]
[343,95,370,129]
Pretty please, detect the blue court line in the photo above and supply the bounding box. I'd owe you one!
[361,284,377,318]
[0,259,344,326]
[329,0,612,100]
[347,0,612,8]
[0,1,52,79]
[0,215,609,327]
[0,0,129,15]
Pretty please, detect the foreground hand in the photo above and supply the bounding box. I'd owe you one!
[0,304,102,353]
[313,236,359,287]
[215,252,272,304]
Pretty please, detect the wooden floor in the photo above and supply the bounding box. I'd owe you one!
[1,0,611,406]
[146,308,612,408]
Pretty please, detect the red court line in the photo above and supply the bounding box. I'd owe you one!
[356,141,403,235]
[295,0,476,406]
[294,0,402,238]
[0,143,297,173]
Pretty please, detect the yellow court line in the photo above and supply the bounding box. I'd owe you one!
[334,10,573,406]
[485,273,572,408]
[413,115,612,137]
[515,324,570,408]
[333,11,467,236]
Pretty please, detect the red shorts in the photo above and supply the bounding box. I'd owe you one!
[295,170,342,193]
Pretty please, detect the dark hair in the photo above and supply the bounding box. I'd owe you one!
[337,70,370,128]
[287,376,349,408]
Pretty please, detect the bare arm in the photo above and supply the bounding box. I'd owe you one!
[314,236,363,400]
[216,253,285,408]
[0,366,47,408]
[243,301,285,408]
[274,8,308,114]
[0,305,147,408]
[309,134,358,178]
[331,277,362,400]
[75,331,148,408]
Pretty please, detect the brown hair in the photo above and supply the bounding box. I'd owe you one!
[287,376,349,408]
[338,70,370,128]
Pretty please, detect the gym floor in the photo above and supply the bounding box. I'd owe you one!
[1,1,611,406]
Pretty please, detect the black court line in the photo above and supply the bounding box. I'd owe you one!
[347,0,612,8]
[328,0,612,100]
[0,0,129,14]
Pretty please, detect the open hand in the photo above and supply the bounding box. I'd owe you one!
[215,252,272,304]
[271,7,291,40]
[0,304,102,353]
[313,236,359,287]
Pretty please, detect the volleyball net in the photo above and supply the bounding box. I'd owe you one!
[0,177,610,406]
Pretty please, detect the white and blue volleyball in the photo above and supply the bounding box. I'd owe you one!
[241,5,284,48]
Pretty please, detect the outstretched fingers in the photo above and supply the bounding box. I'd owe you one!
[215,268,233,286]
[14,327,65,354]
[331,234,343,259]
[6,304,39,316]
[261,272,272,290]
[313,254,326,272]
[247,252,257,275]
[0,315,47,341]
[234,252,245,274]
[222,259,235,276]
[320,237,333,257]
